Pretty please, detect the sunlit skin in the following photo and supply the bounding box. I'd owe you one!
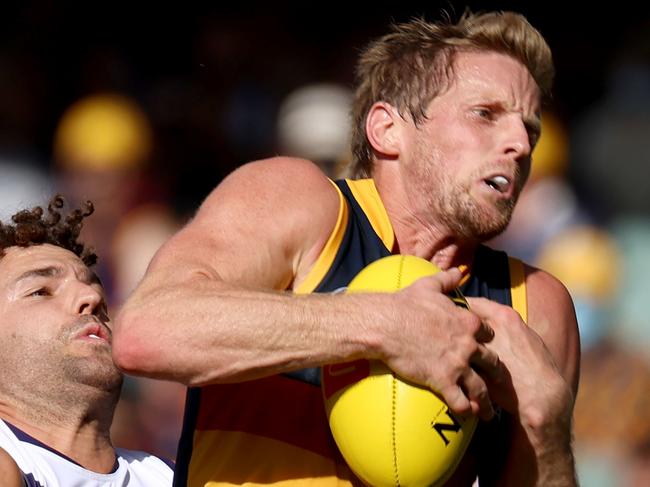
[0,243,121,472]
[376,51,542,267]
[0,244,116,383]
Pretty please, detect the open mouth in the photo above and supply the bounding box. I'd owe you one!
[74,321,111,343]
[484,175,510,194]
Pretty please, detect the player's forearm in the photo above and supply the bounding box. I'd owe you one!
[499,446,578,487]
[497,409,577,486]
[533,438,577,487]
[524,383,577,486]
[113,275,386,386]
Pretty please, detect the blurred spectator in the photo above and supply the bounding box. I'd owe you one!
[573,341,650,487]
[111,203,180,305]
[609,217,650,361]
[111,376,185,462]
[535,224,621,350]
[54,94,152,173]
[628,440,650,486]
[564,23,650,486]
[53,93,156,301]
[277,83,353,177]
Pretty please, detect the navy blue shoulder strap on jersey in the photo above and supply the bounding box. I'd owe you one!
[313,180,391,293]
[173,388,200,487]
[461,245,512,306]
[287,180,393,385]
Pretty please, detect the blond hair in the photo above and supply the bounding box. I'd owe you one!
[348,11,554,178]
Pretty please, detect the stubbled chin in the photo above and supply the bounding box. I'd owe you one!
[63,354,123,391]
[478,205,515,239]
[452,194,514,240]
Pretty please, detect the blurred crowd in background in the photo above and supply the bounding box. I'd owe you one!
[1,2,649,485]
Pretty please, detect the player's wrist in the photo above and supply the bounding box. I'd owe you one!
[351,293,397,362]
[360,292,405,363]
[533,438,577,487]
[520,373,573,434]
[520,410,577,487]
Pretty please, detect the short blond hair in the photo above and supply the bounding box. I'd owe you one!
[348,11,554,178]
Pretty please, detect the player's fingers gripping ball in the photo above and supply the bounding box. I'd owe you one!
[321,255,477,487]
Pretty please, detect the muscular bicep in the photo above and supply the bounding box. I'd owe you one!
[525,264,581,398]
[147,157,340,292]
[113,157,343,383]
[155,200,294,291]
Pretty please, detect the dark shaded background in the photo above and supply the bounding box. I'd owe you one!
[2,1,647,214]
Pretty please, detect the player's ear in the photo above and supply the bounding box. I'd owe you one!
[366,102,402,157]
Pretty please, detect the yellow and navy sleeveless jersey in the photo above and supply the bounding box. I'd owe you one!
[173,178,527,487]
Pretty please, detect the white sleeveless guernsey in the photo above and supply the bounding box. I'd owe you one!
[0,419,173,486]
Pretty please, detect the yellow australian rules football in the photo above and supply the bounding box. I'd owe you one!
[321,254,478,487]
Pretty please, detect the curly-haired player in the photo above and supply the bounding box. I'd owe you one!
[0,195,173,486]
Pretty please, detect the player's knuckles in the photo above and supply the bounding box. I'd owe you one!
[498,306,522,325]
[461,365,485,390]
[442,387,471,415]
[428,358,461,387]
[468,380,489,403]
[489,304,521,330]
[457,312,483,335]
[441,354,473,383]
[451,333,480,359]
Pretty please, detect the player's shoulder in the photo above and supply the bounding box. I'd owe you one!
[218,156,334,196]
[241,155,329,175]
[522,261,578,351]
[523,262,574,308]
[197,156,340,228]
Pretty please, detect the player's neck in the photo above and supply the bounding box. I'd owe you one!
[373,169,477,268]
[0,395,118,472]
[391,227,476,270]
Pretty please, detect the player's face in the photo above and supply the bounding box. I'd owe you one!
[0,244,121,394]
[400,50,541,241]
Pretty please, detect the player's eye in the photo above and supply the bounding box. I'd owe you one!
[28,288,51,297]
[473,107,494,120]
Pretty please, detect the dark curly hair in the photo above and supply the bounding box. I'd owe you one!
[0,195,97,266]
